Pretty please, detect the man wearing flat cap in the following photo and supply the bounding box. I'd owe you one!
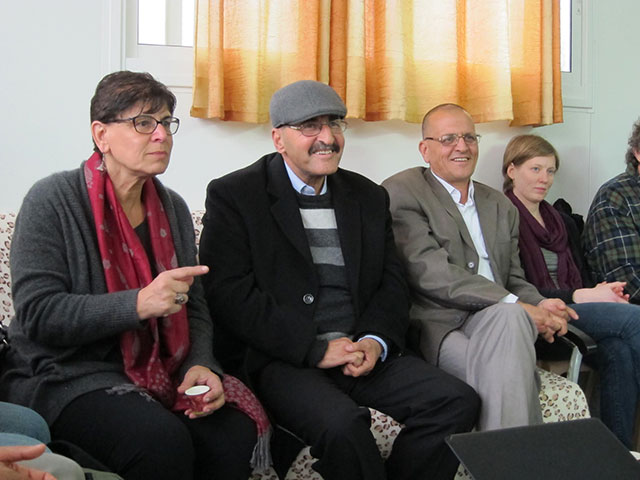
[199,80,479,480]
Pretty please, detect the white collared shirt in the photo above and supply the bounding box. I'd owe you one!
[431,170,518,303]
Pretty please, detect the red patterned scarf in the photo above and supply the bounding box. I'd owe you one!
[85,152,189,408]
[85,152,271,469]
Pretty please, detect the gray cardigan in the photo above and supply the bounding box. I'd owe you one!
[0,164,221,424]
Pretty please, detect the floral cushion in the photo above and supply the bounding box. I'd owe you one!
[0,211,591,480]
[0,212,16,325]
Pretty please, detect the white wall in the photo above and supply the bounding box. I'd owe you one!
[2,0,639,217]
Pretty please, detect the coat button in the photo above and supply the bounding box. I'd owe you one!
[303,293,315,305]
[467,261,475,269]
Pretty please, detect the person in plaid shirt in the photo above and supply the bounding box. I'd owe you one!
[584,118,640,303]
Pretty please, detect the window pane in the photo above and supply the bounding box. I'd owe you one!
[138,0,166,45]
[181,0,195,46]
[137,0,194,47]
[560,0,571,72]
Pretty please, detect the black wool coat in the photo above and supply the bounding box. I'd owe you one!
[199,153,411,378]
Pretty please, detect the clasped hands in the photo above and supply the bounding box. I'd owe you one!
[317,337,382,377]
[573,281,629,304]
[518,298,578,343]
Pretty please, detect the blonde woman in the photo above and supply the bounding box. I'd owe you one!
[503,134,640,448]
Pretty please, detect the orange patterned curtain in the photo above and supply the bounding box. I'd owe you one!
[191,0,562,126]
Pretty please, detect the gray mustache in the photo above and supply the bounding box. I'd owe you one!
[309,142,340,155]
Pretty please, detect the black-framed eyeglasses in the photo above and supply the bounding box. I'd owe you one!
[287,119,348,137]
[423,133,481,146]
[111,114,180,135]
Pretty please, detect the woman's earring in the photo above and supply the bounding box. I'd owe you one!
[97,152,106,172]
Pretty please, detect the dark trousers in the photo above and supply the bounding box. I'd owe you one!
[51,389,256,480]
[255,353,480,480]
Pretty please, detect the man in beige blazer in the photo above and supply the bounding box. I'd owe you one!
[382,104,576,430]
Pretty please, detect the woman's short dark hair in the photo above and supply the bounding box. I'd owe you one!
[90,71,176,152]
[625,118,640,171]
[502,134,559,192]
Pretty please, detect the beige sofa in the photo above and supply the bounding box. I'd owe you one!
[0,211,590,479]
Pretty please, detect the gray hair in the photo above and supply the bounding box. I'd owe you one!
[625,118,640,170]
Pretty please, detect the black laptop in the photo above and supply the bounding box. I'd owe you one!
[446,418,640,479]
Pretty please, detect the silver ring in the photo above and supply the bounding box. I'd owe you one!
[174,293,188,305]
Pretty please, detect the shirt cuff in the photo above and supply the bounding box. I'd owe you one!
[500,293,519,304]
[359,335,388,362]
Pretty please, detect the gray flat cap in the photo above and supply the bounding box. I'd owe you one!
[270,80,347,127]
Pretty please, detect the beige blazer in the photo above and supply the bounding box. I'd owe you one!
[382,167,543,365]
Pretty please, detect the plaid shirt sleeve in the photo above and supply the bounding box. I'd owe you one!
[583,169,640,301]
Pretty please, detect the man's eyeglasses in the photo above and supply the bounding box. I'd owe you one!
[111,114,180,135]
[287,119,348,137]
[423,133,481,146]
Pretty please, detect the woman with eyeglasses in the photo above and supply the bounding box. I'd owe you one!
[0,71,268,479]
[502,134,640,448]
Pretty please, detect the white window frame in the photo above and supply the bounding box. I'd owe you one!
[103,0,194,89]
[101,0,125,78]
[561,0,593,109]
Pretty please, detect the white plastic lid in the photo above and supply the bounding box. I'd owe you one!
[185,385,211,396]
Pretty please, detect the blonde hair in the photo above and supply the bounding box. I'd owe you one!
[502,134,559,192]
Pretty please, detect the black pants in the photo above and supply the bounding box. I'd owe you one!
[51,389,256,480]
[256,353,480,480]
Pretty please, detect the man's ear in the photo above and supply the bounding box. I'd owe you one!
[272,127,286,154]
[91,121,109,155]
[418,139,430,164]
